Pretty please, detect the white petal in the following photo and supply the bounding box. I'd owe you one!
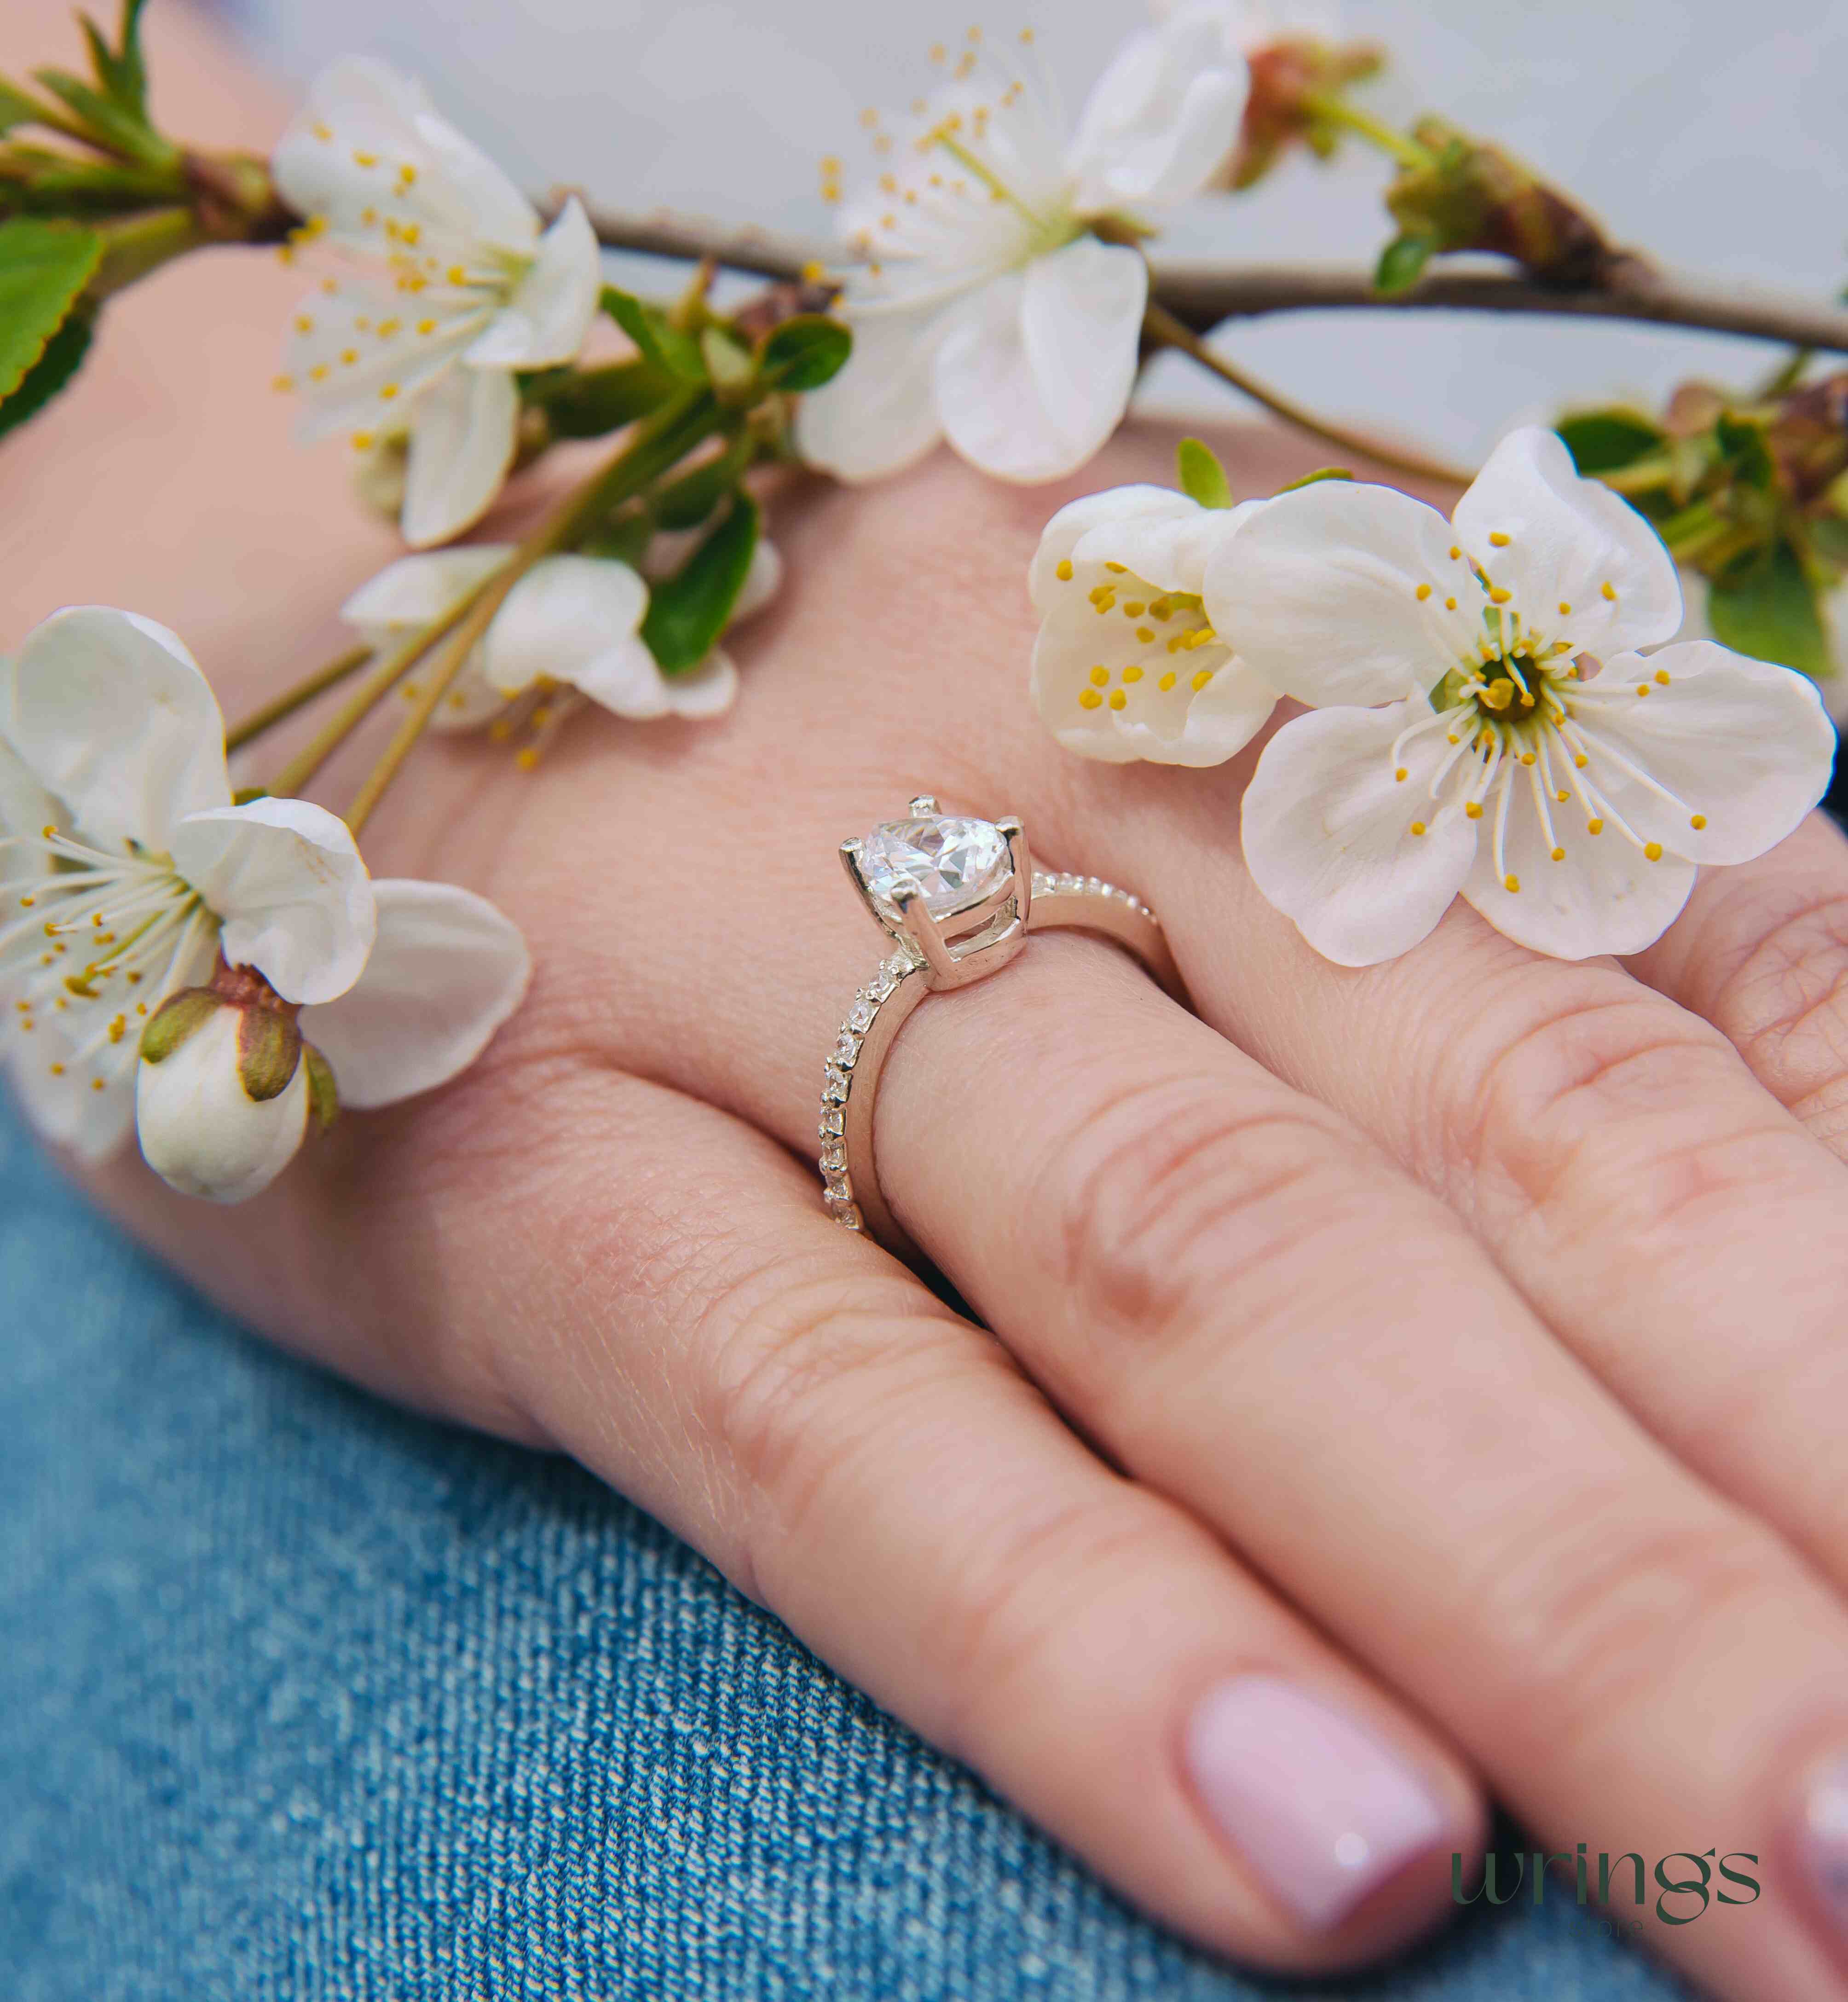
[480,555,649,697]
[794,299,948,484]
[1067,15,1249,210]
[397,75,537,249]
[340,546,511,630]
[1033,621,1273,766]
[1241,701,1478,966]
[287,280,484,446]
[1566,642,1834,867]
[1028,485,1200,609]
[661,651,739,721]
[10,608,230,852]
[569,635,674,717]
[730,538,784,625]
[299,878,530,1109]
[7,1018,137,1163]
[401,366,520,547]
[274,57,535,253]
[1461,768,1696,959]
[936,241,1146,485]
[170,799,376,1006]
[1074,493,1263,599]
[1454,427,1682,656]
[0,657,58,853]
[1205,480,1479,707]
[135,1004,310,1204]
[464,198,601,369]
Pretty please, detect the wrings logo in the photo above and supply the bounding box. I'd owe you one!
[1453,1846,1761,1925]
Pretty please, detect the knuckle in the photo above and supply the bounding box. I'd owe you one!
[1035,1073,1392,1355]
[1463,1489,1790,1750]
[1454,988,1789,1242]
[924,1495,1194,1756]
[1704,888,1848,1121]
[693,1256,998,1603]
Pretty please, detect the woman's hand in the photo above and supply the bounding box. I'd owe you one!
[12,26,1848,1985]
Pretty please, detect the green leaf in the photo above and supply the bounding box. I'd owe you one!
[601,286,705,383]
[700,323,755,397]
[79,0,149,117]
[31,68,170,166]
[1807,512,1848,569]
[1714,412,1776,491]
[641,492,760,674]
[1374,230,1436,296]
[0,302,92,438]
[1554,410,1664,476]
[1277,465,1353,493]
[653,435,752,531]
[576,511,654,567]
[1707,539,1830,679]
[1176,436,1232,509]
[0,77,53,134]
[756,313,851,392]
[523,359,675,438]
[0,218,100,406]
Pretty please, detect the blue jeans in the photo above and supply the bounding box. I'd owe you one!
[0,1099,1688,2000]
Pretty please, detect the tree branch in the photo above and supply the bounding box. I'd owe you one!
[561,196,1848,357]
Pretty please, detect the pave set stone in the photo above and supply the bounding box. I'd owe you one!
[817,947,918,1231]
[816,864,1161,1231]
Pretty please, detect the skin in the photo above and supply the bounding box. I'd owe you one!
[13,3,1848,1994]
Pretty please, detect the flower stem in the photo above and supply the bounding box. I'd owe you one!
[341,390,722,837]
[223,644,373,754]
[1297,91,1435,172]
[266,606,480,801]
[1140,300,1473,489]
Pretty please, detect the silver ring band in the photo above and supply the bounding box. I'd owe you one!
[817,799,1186,1263]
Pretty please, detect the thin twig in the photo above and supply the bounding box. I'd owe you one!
[556,195,1848,356]
[1143,301,1473,488]
[224,643,372,753]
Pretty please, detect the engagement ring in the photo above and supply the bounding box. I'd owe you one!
[818,798,1187,1261]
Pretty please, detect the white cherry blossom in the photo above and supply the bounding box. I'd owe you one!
[272,57,601,548]
[1213,428,1835,964]
[0,608,531,1200]
[1029,483,1278,764]
[0,608,375,1163]
[797,15,1247,485]
[340,536,783,734]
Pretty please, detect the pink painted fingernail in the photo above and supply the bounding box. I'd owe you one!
[1184,1674,1449,1930]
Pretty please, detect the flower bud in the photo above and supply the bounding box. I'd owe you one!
[134,969,334,1204]
[1228,36,1385,191]
[1380,116,1621,292]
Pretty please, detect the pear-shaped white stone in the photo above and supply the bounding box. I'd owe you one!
[860,816,1010,915]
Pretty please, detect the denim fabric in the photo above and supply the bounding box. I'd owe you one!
[0,1100,1692,2002]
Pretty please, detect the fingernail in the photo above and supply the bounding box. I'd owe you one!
[1184,1674,1449,1931]
[1800,1754,1848,1953]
